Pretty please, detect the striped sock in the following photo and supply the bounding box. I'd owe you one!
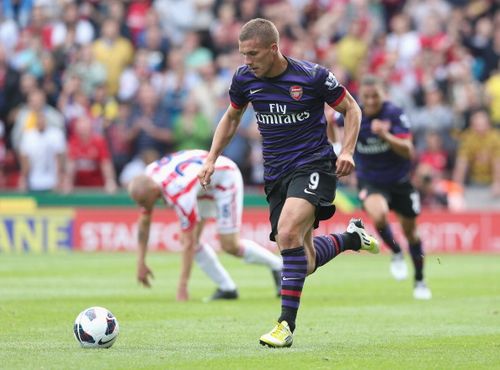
[409,240,424,281]
[313,234,344,269]
[278,247,307,332]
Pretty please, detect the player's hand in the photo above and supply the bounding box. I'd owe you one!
[197,162,215,190]
[335,152,355,177]
[137,261,154,287]
[371,119,391,137]
[176,284,189,302]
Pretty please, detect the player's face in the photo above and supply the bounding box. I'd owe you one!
[239,38,276,78]
[359,85,384,116]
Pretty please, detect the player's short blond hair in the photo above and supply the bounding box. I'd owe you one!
[239,18,279,46]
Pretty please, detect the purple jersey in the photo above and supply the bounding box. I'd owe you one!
[229,56,346,182]
[353,101,412,184]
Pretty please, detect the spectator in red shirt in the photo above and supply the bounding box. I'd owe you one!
[418,130,451,177]
[64,115,117,193]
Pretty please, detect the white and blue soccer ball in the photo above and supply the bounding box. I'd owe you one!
[73,306,119,348]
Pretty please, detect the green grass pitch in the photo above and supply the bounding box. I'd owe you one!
[1,252,499,369]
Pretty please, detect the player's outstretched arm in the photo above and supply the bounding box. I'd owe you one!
[198,104,245,187]
[136,210,154,287]
[371,119,415,160]
[333,91,362,177]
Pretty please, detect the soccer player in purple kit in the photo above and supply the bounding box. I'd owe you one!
[198,18,379,348]
[353,75,432,300]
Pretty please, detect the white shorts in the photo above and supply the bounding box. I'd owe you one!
[198,168,243,234]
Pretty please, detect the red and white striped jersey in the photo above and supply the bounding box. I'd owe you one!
[145,150,241,231]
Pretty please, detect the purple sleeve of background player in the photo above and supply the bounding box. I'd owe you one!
[389,105,412,138]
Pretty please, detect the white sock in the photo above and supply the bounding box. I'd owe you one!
[240,239,283,271]
[195,243,237,291]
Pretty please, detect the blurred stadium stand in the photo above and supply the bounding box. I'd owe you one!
[0,0,499,212]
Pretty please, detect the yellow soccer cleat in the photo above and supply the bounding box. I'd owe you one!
[346,218,380,254]
[259,321,293,348]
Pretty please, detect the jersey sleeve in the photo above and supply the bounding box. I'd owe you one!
[316,66,346,107]
[390,106,412,138]
[228,67,248,109]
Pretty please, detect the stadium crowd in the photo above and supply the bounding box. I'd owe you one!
[0,0,499,209]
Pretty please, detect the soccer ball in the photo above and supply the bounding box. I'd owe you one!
[73,306,119,348]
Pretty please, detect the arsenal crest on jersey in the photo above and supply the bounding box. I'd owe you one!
[289,85,303,100]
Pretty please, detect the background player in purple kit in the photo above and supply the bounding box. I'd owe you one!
[198,18,379,348]
[353,75,432,300]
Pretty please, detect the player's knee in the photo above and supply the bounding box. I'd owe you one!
[219,237,240,256]
[366,207,388,226]
[276,229,302,248]
[222,244,239,256]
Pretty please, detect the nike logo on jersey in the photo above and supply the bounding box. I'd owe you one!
[250,88,263,95]
[304,189,315,195]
